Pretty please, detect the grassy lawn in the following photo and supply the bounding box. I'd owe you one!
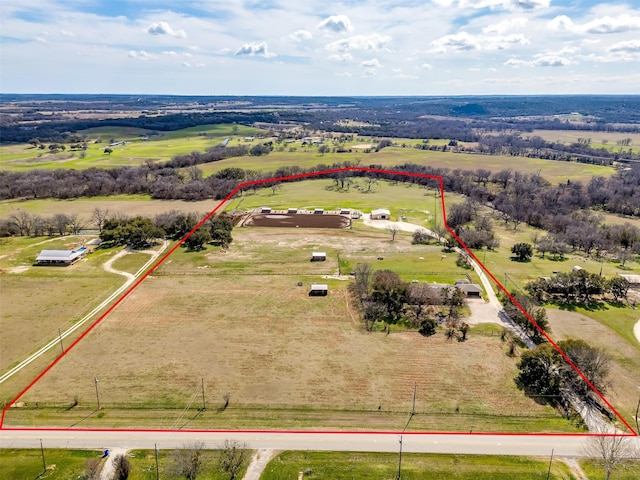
[527,130,640,155]
[261,451,576,480]
[579,458,640,480]
[0,448,250,480]
[110,252,155,275]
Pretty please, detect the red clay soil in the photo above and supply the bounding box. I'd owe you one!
[245,213,351,228]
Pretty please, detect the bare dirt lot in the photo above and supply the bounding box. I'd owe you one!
[244,213,351,228]
[7,228,564,431]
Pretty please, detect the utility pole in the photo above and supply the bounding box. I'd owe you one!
[201,377,206,411]
[58,328,64,355]
[396,435,403,480]
[411,382,416,416]
[40,439,46,474]
[94,377,100,410]
[155,443,159,480]
[635,391,639,435]
[546,448,554,480]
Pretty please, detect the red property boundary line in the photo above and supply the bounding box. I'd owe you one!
[1,167,636,437]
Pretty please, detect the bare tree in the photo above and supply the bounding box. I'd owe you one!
[8,210,33,236]
[113,454,131,480]
[169,441,206,480]
[387,223,400,242]
[217,440,248,480]
[78,458,101,480]
[67,213,87,235]
[582,427,639,480]
[92,207,110,233]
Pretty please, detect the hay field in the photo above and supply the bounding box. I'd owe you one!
[10,227,565,431]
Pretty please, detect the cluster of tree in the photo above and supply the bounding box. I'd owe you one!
[0,209,87,237]
[516,339,611,405]
[351,263,469,340]
[502,291,551,345]
[525,270,630,304]
[100,212,234,250]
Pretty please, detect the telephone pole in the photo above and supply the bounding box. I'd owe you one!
[201,377,206,411]
[94,377,100,410]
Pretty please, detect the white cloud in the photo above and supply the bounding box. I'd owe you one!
[421,63,433,70]
[483,17,528,34]
[549,14,640,34]
[609,40,640,54]
[59,30,74,37]
[363,68,377,76]
[361,58,382,68]
[485,34,529,50]
[287,30,312,42]
[326,33,392,52]
[128,50,152,60]
[318,14,353,33]
[328,53,353,62]
[430,32,479,52]
[548,15,574,31]
[457,0,549,10]
[195,63,205,68]
[146,21,186,38]
[183,61,191,67]
[504,58,528,66]
[533,55,573,67]
[35,37,47,44]
[162,51,177,56]
[235,41,275,57]
[582,15,640,34]
[334,72,352,77]
[182,52,192,58]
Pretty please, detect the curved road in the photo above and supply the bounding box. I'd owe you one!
[0,241,169,385]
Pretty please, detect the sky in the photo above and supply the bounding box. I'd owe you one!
[1,0,639,96]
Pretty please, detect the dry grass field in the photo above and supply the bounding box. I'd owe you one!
[6,227,569,432]
[546,309,640,427]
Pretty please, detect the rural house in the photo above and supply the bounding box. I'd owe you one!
[371,208,391,220]
[36,247,87,266]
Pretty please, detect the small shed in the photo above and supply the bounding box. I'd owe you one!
[314,208,324,215]
[260,206,272,214]
[288,207,298,214]
[572,265,583,272]
[36,248,87,266]
[340,208,351,215]
[311,252,326,262]
[619,274,640,289]
[371,208,391,220]
[309,284,328,296]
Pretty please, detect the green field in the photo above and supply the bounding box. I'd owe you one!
[0,448,249,480]
[0,124,263,170]
[0,124,618,187]
[261,451,577,480]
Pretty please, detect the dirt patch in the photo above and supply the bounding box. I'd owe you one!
[244,213,351,229]
[7,266,29,273]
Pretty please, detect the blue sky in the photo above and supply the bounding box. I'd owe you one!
[1,0,639,95]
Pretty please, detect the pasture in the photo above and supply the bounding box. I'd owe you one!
[8,225,569,432]
[262,451,577,480]
[527,129,640,154]
[0,123,618,187]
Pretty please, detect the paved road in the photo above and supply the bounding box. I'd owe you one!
[0,429,602,457]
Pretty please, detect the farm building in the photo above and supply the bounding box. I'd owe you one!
[36,247,87,266]
[371,208,391,220]
[311,252,326,262]
[618,274,640,289]
[260,206,272,213]
[287,207,298,214]
[314,208,324,214]
[456,283,483,297]
[340,208,351,215]
[309,284,328,296]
